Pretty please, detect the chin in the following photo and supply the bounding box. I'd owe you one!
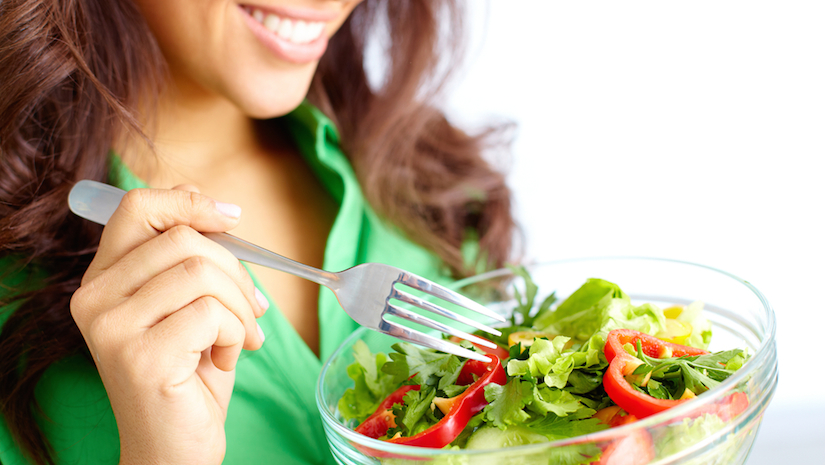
[241,94,306,119]
[229,67,317,120]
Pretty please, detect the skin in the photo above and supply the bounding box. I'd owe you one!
[70,0,363,463]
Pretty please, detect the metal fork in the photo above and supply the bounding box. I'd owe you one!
[68,180,503,362]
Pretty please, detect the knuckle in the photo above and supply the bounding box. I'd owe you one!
[86,311,116,348]
[165,224,199,250]
[118,188,148,215]
[69,285,89,316]
[70,280,97,325]
[181,256,215,282]
[184,190,212,214]
[190,295,218,319]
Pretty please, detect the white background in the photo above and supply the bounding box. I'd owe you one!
[441,1,824,461]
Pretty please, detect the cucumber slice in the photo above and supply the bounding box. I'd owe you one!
[465,425,549,450]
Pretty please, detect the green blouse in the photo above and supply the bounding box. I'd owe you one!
[0,103,453,464]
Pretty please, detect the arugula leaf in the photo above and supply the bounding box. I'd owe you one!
[394,386,438,436]
[509,265,539,325]
[442,383,470,398]
[645,378,672,400]
[630,343,749,398]
[484,324,534,348]
[382,342,465,387]
[534,292,558,326]
[506,265,559,327]
[566,370,604,394]
[483,379,534,428]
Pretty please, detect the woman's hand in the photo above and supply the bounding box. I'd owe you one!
[70,186,268,465]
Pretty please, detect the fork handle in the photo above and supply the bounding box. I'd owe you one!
[68,180,338,287]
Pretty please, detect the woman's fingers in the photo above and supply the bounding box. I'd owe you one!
[147,296,246,376]
[86,188,242,278]
[88,225,268,317]
[103,257,264,350]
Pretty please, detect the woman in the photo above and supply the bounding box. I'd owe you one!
[0,0,515,464]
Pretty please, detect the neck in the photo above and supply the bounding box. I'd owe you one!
[118,76,260,187]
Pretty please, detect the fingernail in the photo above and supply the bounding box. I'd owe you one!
[215,201,242,218]
[254,287,270,311]
[257,323,266,343]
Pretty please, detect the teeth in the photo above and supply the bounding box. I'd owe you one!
[248,7,326,44]
[277,18,293,39]
[293,20,309,44]
[309,22,325,39]
[263,13,280,31]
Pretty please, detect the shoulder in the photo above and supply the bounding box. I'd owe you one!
[0,256,45,328]
[38,355,120,463]
[0,258,119,464]
[0,353,118,464]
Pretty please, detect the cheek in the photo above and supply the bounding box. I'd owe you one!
[139,0,319,118]
[136,0,216,66]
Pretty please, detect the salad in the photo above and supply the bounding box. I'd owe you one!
[338,268,750,464]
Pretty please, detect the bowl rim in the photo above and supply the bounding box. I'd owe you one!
[316,256,777,456]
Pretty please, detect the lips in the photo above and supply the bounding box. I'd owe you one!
[239,4,334,64]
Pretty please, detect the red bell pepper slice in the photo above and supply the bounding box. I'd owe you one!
[355,354,507,449]
[591,406,653,465]
[605,329,751,420]
[689,390,749,422]
[354,385,420,439]
[593,428,654,465]
[389,354,506,448]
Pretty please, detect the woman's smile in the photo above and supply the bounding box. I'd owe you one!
[239,3,334,63]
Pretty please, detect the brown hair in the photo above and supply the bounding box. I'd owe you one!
[0,0,516,463]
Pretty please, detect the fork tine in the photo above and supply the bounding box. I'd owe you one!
[380,320,492,363]
[391,288,502,337]
[396,272,506,323]
[385,304,498,349]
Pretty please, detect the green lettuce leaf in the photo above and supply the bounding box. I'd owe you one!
[654,413,739,464]
[507,337,605,392]
[677,301,713,350]
[529,386,583,417]
[533,278,625,331]
[483,379,534,428]
[534,279,666,346]
[338,341,396,422]
[506,337,569,378]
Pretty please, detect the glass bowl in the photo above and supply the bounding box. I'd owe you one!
[316,257,778,464]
